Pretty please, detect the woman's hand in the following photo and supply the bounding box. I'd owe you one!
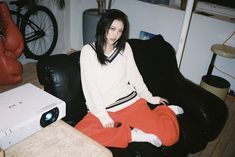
[103,121,115,128]
[159,97,184,115]
[100,115,115,128]
[168,105,184,115]
[159,97,168,104]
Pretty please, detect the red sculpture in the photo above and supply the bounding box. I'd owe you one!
[0,2,24,85]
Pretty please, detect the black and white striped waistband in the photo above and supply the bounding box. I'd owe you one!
[106,91,137,109]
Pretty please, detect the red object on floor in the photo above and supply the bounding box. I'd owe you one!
[0,2,24,85]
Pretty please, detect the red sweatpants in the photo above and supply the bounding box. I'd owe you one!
[75,98,179,148]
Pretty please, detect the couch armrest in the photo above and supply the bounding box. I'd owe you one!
[37,53,87,126]
[169,75,228,141]
[154,74,228,153]
[128,35,228,154]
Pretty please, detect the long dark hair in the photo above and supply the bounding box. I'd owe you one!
[95,9,129,64]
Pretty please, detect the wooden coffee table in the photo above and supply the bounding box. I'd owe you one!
[5,120,112,157]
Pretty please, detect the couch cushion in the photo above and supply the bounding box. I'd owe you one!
[128,35,179,97]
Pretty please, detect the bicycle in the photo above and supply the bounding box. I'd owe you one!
[9,0,58,60]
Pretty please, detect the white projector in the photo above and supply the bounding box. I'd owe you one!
[0,83,66,150]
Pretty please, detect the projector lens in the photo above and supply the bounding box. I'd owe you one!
[40,107,59,127]
[45,113,53,121]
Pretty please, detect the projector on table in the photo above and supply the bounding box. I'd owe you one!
[0,83,66,150]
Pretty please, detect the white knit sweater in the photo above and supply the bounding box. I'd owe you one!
[80,42,160,125]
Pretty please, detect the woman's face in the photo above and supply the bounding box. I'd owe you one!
[105,19,124,46]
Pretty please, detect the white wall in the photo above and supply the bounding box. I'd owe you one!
[180,14,235,91]
[70,0,97,50]
[71,0,235,91]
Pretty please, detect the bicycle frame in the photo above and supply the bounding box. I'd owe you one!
[10,9,45,44]
[7,1,58,60]
[9,9,23,28]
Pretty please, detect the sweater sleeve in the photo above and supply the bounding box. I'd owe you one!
[80,45,113,125]
[126,43,160,104]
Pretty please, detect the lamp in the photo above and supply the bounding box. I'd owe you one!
[207,31,235,76]
[200,31,235,100]
[211,31,235,59]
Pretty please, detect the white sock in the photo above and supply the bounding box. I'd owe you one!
[131,128,162,147]
[168,105,184,115]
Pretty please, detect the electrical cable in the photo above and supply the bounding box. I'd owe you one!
[223,30,235,45]
[213,65,235,80]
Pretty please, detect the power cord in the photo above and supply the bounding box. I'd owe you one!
[223,30,235,45]
[213,65,235,80]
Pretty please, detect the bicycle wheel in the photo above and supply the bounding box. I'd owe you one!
[21,5,58,60]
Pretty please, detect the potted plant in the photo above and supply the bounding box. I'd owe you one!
[180,0,198,11]
[83,0,113,44]
[97,0,113,14]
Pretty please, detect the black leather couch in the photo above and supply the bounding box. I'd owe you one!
[37,35,228,157]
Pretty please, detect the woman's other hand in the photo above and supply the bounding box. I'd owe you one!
[100,115,115,128]
[103,121,115,128]
[159,97,168,104]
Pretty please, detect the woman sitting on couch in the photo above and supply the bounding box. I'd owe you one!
[75,9,183,148]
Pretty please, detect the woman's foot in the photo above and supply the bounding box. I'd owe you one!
[168,105,184,115]
[131,128,162,147]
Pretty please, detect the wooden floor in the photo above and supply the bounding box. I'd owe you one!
[0,62,235,157]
